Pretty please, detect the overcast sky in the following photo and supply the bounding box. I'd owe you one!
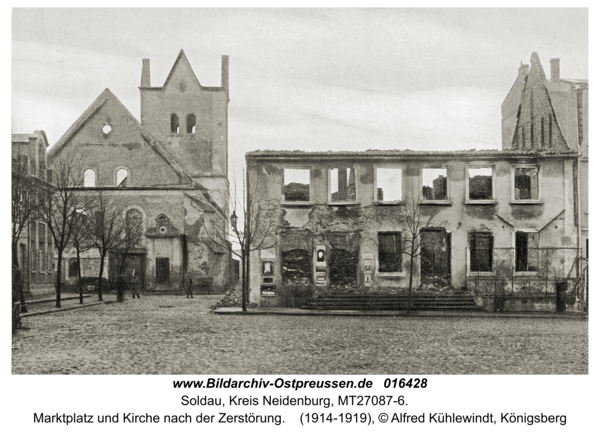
[12,8,588,178]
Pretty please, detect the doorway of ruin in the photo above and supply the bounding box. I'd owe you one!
[420,229,451,288]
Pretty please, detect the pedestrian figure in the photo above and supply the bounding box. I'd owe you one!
[117,273,126,303]
[185,271,193,298]
[131,271,141,299]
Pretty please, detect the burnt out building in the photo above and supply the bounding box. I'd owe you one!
[244,52,587,313]
[246,148,584,311]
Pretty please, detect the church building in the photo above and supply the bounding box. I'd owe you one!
[49,50,232,292]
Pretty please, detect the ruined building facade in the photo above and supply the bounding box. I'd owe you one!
[48,50,232,292]
[246,53,587,312]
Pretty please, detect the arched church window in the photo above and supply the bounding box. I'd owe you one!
[84,169,96,187]
[126,208,143,234]
[116,168,128,187]
[186,114,196,134]
[171,114,179,134]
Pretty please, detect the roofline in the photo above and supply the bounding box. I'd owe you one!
[162,49,203,89]
[138,86,226,93]
[48,89,111,158]
[245,150,579,161]
[12,130,50,146]
[47,88,199,186]
[66,186,206,191]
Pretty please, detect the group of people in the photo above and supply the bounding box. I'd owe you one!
[115,271,195,299]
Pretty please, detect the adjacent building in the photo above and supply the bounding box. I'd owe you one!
[11,131,55,296]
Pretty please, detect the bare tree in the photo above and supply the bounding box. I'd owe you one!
[400,195,434,313]
[70,209,92,304]
[42,151,90,308]
[115,208,144,302]
[85,192,129,301]
[11,150,41,311]
[203,168,276,311]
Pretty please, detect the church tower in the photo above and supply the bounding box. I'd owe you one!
[139,50,229,203]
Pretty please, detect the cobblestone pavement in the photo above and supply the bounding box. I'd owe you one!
[12,295,588,375]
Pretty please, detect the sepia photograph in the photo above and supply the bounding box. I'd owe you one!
[11,8,588,381]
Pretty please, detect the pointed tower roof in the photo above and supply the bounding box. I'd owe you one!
[527,52,548,83]
[163,49,203,89]
[510,52,569,150]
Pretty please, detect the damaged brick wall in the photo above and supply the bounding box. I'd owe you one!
[327,232,360,288]
[282,249,312,285]
[280,231,312,285]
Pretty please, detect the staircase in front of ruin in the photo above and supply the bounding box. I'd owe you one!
[302,293,481,311]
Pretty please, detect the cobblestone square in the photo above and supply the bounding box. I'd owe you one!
[12,295,588,375]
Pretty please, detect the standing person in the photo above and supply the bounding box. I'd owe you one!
[131,269,141,299]
[185,271,193,298]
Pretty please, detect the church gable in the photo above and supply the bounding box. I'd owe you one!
[511,53,568,150]
[49,89,192,187]
[163,50,203,94]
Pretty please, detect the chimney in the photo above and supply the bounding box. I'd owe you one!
[550,58,560,82]
[141,58,151,87]
[221,55,229,94]
[518,63,529,78]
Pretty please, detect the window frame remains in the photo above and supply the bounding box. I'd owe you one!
[373,165,403,205]
[420,166,450,204]
[511,164,542,204]
[466,164,496,204]
[282,167,312,204]
[328,165,359,205]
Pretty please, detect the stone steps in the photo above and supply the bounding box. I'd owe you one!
[303,293,480,311]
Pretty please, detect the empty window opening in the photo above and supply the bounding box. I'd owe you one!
[514,167,539,200]
[422,168,447,200]
[84,169,96,187]
[516,231,539,272]
[376,168,402,202]
[170,114,179,134]
[186,114,196,134]
[469,232,493,272]
[330,167,356,202]
[468,167,493,200]
[283,169,310,202]
[116,168,128,187]
[378,232,403,272]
